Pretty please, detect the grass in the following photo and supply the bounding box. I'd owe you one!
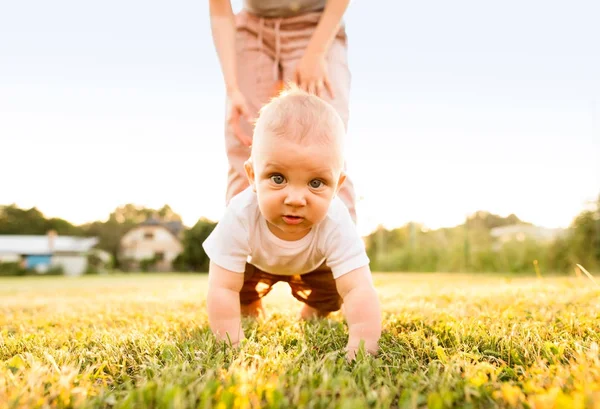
[1,272,600,409]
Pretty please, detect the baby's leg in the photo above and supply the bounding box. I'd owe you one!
[299,303,331,320]
[289,269,342,320]
[241,298,265,318]
[239,263,280,318]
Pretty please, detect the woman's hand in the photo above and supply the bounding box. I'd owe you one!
[294,51,334,99]
[226,87,253,147]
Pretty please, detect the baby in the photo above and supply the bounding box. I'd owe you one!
[203,87,381,359]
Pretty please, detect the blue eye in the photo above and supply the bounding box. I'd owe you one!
[309,179,323,189]
[271,174,285,184]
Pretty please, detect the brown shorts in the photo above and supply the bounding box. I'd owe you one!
[240,263,342,313]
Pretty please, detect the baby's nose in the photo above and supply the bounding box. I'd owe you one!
[284,188,307,206]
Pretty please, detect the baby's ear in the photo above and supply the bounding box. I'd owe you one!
[335,171,347,194]
[244,160,257,191]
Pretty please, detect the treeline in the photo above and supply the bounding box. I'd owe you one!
[2,195,599,274]
[0,204,216,272]
[364,196,600,274]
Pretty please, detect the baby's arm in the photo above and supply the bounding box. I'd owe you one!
[207,261,245,346]
[335,265,382,358]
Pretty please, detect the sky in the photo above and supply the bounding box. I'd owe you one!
[1,0,599,236]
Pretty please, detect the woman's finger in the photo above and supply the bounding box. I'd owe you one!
[240,101,252,122]
[229,107,252,147]
[315,80,325,98]
[294,70,302,88]
[233,120,252,146]
[324,76,335,99]
[227,105,239,126]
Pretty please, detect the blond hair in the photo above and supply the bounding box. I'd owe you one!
[252,84,346,151]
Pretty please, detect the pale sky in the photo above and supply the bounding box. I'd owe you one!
[1,0,599,236]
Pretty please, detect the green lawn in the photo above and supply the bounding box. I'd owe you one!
[1,273,599,409]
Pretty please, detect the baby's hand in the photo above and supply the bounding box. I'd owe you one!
[345,345,358,362]
[345,340,378,362]
[207,262,246,347]
[336,266,382,362]
[229,336,246,349]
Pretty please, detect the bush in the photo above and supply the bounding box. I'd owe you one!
[45,265,65,276]
[139,257,156,272]
[0,262,27,276]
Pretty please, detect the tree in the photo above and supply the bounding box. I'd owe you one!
[81,218,132,268]
[465,211,526,230]
[568,194,600,270]
[108,204,183,225]
[155,205,183,222]
[173,218,217,272]
[0,204,82,235]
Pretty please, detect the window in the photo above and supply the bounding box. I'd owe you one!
[154,252,164,261]
[144,232,154,240]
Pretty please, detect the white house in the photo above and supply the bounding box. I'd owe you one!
[119,218,183,271]
[0,231,98,276]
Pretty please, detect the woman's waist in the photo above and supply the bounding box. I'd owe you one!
[242,0,326,19]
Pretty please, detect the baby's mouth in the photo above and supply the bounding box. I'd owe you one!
[282,215,304,225]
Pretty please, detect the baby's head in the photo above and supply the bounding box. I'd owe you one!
[244,86,347,241]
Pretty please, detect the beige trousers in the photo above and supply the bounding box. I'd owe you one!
[224,10,357,222]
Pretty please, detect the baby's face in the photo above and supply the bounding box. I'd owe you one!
[246,134,345,241]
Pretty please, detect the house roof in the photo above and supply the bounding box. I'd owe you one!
[0,235,98,255]
[139,217,184,236]
[163,221,184,236]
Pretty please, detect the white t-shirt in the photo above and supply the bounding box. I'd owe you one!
[202,187,369,279]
